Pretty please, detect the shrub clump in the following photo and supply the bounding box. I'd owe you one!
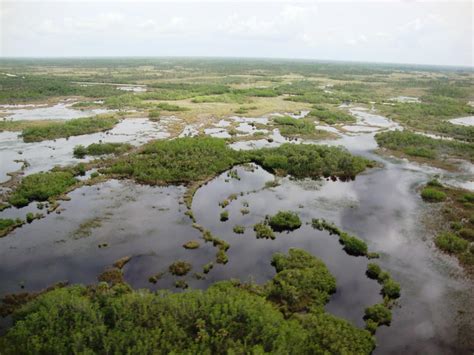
[253,223,275,240]
[435,232,469,254]
[0,218,24,238]
[233,225,245,234]
[364,304,392,326]
[220,210,229,222]
[8,171,77,207]
[267,211,302,232]
[168,261,192,276]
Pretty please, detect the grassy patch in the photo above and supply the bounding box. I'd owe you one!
[421,187,447,202]
[8,171,77,207]
[253,222,275,240]
[21,115,119,142]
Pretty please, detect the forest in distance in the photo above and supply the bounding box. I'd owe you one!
[0,57,473,354]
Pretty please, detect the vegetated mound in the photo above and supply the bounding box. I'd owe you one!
[102,137,373,185]
[0,249,375,354]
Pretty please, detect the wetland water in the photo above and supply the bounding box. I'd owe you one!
[0,101,111,121]
[0,110,473,354]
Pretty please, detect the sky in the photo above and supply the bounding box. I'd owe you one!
[0,0,472,67]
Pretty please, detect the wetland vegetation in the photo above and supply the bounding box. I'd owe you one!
[0,57,473,354]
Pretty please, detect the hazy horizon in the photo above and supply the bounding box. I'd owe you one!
[1,0,473,67]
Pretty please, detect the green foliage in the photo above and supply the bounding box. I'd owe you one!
[339,232,368,256]
[364,304,392,326]
[21,116,119,142]
[156,102,189,111]
[268,249,336,313]
[435,232,469,254]
[375,130,474,161]
[421,187,447,202]
[267,210,302,232]
[381,278,401,299]
[366,263,382,279]
[253,222,275,239]
[73,142,132,158]
[8,171,77,207]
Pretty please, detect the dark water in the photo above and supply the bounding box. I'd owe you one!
[0,130,473,353]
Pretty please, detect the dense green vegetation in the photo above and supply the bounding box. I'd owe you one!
[375,130,474,163]
[168,261,192,276]
[8,171,77,207]
[103,138,372,187]
[0,249,375,354]
[267,211,302,232]
[21,115,119,142]
[73,142,133,158]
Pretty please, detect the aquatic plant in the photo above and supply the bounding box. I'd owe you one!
[267,211,302,232]
[309,105,355,125]
[202,262,214,274]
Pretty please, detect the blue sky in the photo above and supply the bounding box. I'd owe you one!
[1,0,472,66]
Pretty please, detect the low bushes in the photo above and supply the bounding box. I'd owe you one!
[435,232,469,254]
[421,187,446,202]
[168,261,192,276]
[253,222,275,240]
